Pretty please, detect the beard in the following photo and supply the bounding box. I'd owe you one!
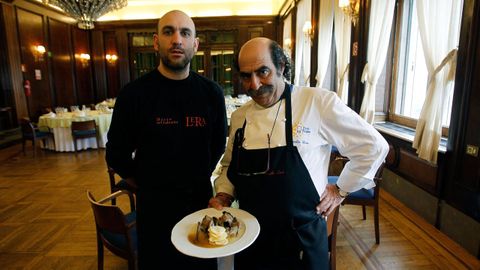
[158,44,194,72]
[247,85,274,98]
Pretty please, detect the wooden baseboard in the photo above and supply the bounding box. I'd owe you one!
[380,190,480,268]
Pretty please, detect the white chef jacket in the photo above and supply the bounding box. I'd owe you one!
[215,85,389,198]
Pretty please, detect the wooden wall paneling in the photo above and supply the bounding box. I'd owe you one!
[104,31,120,98]
[2,3,26,122]
[0,3,13,113]
[91,30,107,102]
[247,26,264,40]
[237,25,249,49]
[444,0,480,223]
[397,149,438,194]
[116,28,130,90]
[194,16,278,46]
[385,143,398,167]
[381,132,441,196]
[72,27,94,106]
[0,3,10,107]
[48,18,75,107]
[16,7,51,119]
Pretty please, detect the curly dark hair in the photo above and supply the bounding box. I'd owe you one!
[269,40,292,82]
[234,39,292,82]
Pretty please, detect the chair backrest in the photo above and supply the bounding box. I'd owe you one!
[20,118,35,137]
[71,120,96,132]
[87,190,137,269]
[328,156,349,177]
[107,167,136,208]
[87,191,132,234]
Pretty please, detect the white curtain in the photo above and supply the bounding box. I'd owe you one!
[334,0,351,103]
[283,13,292,58]
[315,0,334,87]
[412,0,463,163]
[294,0,312,86]
[359,0,395,123]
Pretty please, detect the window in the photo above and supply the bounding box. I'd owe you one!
[129,32,158,80]
[211,50,234,96]
[388,0,462,135]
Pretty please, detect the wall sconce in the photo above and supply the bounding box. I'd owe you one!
[339,0,360,26]
[302,21,314,45]
[284,38,292,50]
[33,45,46,62]
[79,53,90,67]
[105,54,118,64]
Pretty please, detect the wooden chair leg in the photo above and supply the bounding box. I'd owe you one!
[362,205,366,220]
[97,236,104,270]
[330,237,336,270]
[374,204,380,244]
[22,140,26,155]
[127,258,135,270]
[73,138,78,152]
[96,136,100,151]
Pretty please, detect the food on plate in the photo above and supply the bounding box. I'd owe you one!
[208,225,228,245]
[193,211,241,247]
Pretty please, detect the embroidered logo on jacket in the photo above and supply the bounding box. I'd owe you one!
[155,117,178,125]
[292,122,311,144]
[185,116,206,127]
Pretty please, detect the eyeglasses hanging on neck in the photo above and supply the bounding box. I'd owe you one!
[236,134,285,176]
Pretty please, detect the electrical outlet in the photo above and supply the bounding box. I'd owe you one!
[466,145,479,157]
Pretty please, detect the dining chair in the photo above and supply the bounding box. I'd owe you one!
[327,205,340,270]
[87,190,137,270]
[108,167,136,207]
[20,117,54,157]
[71,120,99,152]
[328,155,385,244]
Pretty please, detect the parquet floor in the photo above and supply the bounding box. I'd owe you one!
[0,144,479,270]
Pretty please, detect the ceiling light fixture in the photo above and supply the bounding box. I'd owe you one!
[42,0,128,29]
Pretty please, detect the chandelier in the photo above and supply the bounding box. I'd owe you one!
[43,0,128,29]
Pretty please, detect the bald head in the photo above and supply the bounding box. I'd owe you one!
[237,37,291,82]
[158,10,196,37]
[238,37,271,63]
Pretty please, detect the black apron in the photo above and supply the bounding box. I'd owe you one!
[227,85,329,270]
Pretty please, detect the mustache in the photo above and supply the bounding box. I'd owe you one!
[169,45,184,53]
[247,85,274,97]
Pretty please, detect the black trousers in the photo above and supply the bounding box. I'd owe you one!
[136,188,216,270]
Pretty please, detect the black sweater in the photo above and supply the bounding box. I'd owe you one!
[106,69,227,193]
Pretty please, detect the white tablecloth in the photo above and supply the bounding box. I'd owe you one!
[38,111,112,152]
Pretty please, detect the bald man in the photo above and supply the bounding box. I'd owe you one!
[106,10,227,269]
[209,37,388,269]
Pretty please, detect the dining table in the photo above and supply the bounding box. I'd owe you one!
[38,110,112,152]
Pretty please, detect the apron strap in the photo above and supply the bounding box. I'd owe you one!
[285,84,293,148]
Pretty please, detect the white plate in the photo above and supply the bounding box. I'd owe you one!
[171,207,260,258]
